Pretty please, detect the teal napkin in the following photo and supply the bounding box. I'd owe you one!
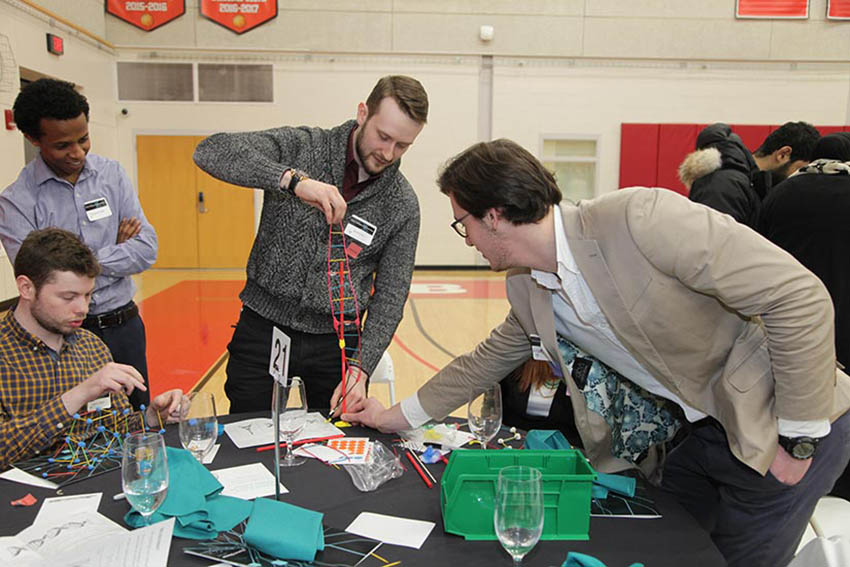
[243,497,325,561]
[124,447,252,539]
[563,551,644,567]
[524,430,637,500]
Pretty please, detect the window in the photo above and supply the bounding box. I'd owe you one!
[541,137,598,203]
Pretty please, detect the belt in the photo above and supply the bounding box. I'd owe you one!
[83,303,139,330]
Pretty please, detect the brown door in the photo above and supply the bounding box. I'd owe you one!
[137,135,254,268]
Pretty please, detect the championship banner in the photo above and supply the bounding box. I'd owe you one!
[736,0,809,18]
[105,0,186,31]
[200,0,278,34]
[827,0,850,19]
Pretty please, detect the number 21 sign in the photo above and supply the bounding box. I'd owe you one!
[269,326,291,387]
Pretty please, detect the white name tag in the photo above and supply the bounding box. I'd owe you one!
[530,335,549,362]
[268,326,291,386]
[84,198,112,222]
[87,395,112,412]
[344,214,377,247]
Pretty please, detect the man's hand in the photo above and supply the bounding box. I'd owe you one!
[61,362,146,414]
[329,367,368,417]
[145,389,184,428]
[294,178,347,224]
[341,398,412,433]
[116,217,142,243]
[769,443,813,485]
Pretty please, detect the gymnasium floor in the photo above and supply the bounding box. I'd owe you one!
[133,269,510,416]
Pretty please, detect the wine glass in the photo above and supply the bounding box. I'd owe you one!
[122,432,168,525]
[277,376,308,468]
[494,465,544,566]
[179,391,218,462]
[468,384,502,449]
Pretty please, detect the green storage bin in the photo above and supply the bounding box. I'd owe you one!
[440,449,596,541]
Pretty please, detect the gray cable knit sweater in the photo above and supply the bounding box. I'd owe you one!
[193,120,420,375]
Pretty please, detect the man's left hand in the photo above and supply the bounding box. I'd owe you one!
[145,388,184,427]
[769,443,812,485]
[116,217,142,243]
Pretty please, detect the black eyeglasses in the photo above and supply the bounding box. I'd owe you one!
[450,213,470,238]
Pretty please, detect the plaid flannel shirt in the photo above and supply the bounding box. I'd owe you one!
[0,310,133,470]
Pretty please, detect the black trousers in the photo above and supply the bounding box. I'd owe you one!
[224,306,343,414]
[83,306,150,410]
[661,411,850,567]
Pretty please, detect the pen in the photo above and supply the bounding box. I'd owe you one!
[113,492,126,501]
[255,434,345,452]
[405,450,433,489]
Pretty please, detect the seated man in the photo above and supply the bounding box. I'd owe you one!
[0,228,181,470]
[345,139,850,567]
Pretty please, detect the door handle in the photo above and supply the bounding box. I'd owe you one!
[198,191,208,213]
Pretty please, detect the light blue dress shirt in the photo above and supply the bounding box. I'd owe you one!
[0,153,157,314]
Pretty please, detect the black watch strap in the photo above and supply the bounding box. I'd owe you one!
[286,169,309,195]
[778,435,821,460]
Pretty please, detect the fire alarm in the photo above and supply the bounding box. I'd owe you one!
[46,33,64,56]
[4,109,16,131]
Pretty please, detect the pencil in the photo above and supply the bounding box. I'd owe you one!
[405,450,433,489]
[411,449,437,484]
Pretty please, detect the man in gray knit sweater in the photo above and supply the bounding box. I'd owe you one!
[193,76,428,414]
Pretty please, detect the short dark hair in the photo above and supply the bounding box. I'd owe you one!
[14,228,100,291]
[365,75,428,124]
[13,78,89,140]
[754,121,820,162]
[438,139,562,224]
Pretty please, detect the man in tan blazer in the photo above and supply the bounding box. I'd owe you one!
[344,139,850,567]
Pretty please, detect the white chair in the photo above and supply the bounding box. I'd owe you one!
[370,351,396,405]
[789,536,850,567]
[810,496,850,540]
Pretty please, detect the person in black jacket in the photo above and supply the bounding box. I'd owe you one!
[679,122,819,229]
[759,132,850,501]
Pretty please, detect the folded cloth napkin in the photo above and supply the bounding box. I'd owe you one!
[243,497,325,561]
[124,447,252,539]
[525,430,636,499]
[563,551,644,567]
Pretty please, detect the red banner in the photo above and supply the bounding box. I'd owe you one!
[828,0,850,18]
[106,0,185,31]
[200,0,278,34]
[736,0,808,18]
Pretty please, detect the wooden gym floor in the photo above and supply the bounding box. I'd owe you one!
[133,269,510,416]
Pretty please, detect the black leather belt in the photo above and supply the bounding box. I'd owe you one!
[83,302,139,330]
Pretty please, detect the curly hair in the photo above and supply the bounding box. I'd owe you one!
[13,78,89,140]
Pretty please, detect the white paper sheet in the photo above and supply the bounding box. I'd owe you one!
[16,511,126,561]
[0,536,47,567]
[202,444,221,464]
[224,413,344,449]
[401,423,475,451]
[70,517,174,567]
[345,512,435,549]
[210,463,287,499]
[0,467,59,490]
[34,493,102,526]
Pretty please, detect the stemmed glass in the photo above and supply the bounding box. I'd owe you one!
[468,384,502,449]
[494,466,544,566]
[179,391,218,462]
[122,432,168,525]
[277,376,308,468]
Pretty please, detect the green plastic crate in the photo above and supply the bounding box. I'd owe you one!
[440,449,596,541]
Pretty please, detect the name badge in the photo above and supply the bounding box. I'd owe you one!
[344,215,377,247]
[530,335,549,362]
[84,198,112,222]
[87,395,112,412]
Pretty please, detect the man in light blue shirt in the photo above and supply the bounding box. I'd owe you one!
[0,78,157,409]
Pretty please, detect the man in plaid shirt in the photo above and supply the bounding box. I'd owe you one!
[0,228,181,470]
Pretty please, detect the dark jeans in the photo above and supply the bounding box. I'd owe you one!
[662,411,850,567]
[225,306,343,414]
[83,306,150,410]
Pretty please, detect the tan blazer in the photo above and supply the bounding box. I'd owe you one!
[418,188,850,475]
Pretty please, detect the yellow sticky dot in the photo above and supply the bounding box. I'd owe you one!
[334,421,352,428]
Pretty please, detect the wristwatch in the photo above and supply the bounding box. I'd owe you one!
[286,169,309,195]
[778,435,821,460]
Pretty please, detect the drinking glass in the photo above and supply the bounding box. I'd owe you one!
[277,376,308,468]
[122,432,168,525]
[179,391,218,462]
[494,466,544,566]
[468,384,502,449]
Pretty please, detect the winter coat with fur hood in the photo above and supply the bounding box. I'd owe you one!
[679,123,770,230]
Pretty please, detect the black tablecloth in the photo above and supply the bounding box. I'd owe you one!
[0,413,725,566]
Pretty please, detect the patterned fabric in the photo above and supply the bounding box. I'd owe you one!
[795,159,850,176]
[556,335,682,464]
[0,310,132,470]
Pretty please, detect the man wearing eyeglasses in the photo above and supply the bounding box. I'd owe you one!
[345,139,850,567]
